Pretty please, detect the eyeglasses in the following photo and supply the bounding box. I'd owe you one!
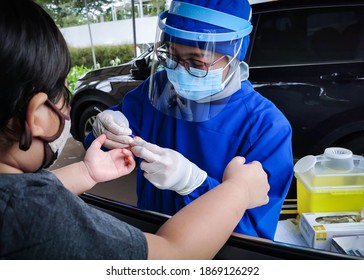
[156,50,226,78]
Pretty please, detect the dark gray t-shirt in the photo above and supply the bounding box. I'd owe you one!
[0,170,148,259]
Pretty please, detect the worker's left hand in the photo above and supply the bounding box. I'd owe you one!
[130,138,207,195]
[92,110,133,149]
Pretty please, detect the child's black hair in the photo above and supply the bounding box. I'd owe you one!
[0,0,71,138]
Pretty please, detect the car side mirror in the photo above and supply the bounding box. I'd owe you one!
[131,58,150,80]
[134,58,147,69]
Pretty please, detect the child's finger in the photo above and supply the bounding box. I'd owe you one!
[91,134,107,149]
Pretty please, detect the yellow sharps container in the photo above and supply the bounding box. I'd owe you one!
[294,147,364,214]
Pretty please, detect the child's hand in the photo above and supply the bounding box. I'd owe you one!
[223,156,270,209]
[83,134,136,184]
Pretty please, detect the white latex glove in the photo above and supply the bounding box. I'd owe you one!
[131,138,207,195]
[92,110,133,149]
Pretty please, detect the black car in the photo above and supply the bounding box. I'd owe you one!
[71,0,364,260]
[71,0,364,162]
[70,45,153,142]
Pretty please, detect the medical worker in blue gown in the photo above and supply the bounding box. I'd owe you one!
[85,0,294,240]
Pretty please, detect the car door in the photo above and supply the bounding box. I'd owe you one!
[80,192,360,260]
[247,3,364,160]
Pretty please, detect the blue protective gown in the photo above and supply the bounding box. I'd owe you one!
[85,72,293,240]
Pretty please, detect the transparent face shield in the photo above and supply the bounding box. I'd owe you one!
[148,1,252,122]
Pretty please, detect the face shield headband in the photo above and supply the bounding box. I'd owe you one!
[148,1,253,122]
[158,1,252,44]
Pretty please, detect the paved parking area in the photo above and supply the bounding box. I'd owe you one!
[49,137,137,206]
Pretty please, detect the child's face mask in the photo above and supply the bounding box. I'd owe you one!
[19,99,71,169]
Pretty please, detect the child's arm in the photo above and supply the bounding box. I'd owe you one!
[52,134,135,195]
[145,156,270,259]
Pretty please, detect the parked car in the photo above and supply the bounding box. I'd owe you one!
[71,0,364,260]
[71,0,364,162]
[70,45,153,142]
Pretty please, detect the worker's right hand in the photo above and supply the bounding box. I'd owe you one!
[223,157,270,209]
[92,110,133,149]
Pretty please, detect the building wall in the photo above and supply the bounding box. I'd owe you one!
[61,16,158,48]
[60,1,275,48]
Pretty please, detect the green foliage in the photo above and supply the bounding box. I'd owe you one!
[36,0,166,27]
[35,0,113,27]
[69,44,134,68]
[148,0,166,16]
[67,65,92,92]
[67,44,135,92]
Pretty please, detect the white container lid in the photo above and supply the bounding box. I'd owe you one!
[294,147,364,192]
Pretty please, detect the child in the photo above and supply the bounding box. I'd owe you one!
[0,0,269,259]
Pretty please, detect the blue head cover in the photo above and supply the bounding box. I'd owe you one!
[162,0,252,61]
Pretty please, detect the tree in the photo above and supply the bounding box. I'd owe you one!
[35,0,113,27]
[148,0,165,16]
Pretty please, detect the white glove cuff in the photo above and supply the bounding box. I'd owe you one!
[176,162,208,196]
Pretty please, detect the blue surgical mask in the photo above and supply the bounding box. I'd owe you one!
[165,65,227,101]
